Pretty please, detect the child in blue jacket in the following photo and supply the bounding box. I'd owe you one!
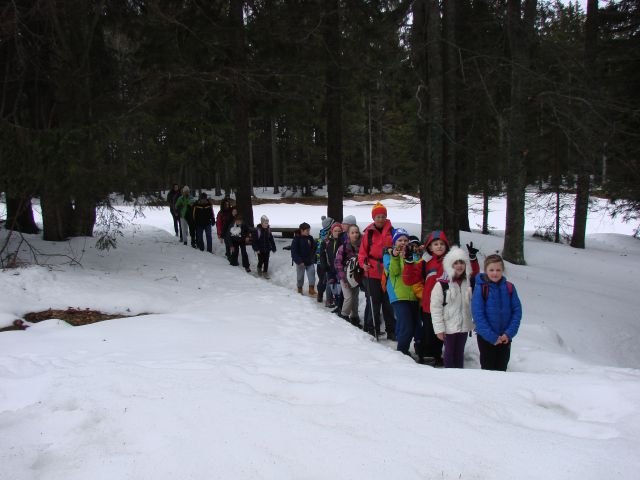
[471,254,522,371]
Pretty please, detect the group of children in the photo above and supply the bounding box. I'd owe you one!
[294,202,523,372]
[168,187,523,372]
[167,185,277,277]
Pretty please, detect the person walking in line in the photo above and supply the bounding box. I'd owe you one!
[291,222,316,295]
[167,183,181,239]
[335,224,362,327]
[175,186,195,247]
[192,192,215,253]
[227,213,252,272]
[358,202,396,338]
[216,198,235,258]
[253,215,277,278]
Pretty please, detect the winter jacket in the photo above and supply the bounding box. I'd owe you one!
[315,225,332,264]
[358,220,393,280]
[335,240,360,282]
[472,274,522,345]
[175,195,194,219]
[216,207,234,238]
[227,222,251,245]
[253,225,276,253]
[430,247,475,334]
[167,190,180,215]
[192,200,215,227]
[320,236,342,280]
[383,252,418,303]
[291,234,316,266]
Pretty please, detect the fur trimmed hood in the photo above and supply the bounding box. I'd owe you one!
[442,246,472,281]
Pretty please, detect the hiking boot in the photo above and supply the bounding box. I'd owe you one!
[331,307,341,315]
[308,286,316,297]
[325,299,334,308]
[297,287,303,294]
[387,332,397,342]
[316,291,323,303]
[350,317,361,328]
[245,267,251,273]
[263,273,270,280]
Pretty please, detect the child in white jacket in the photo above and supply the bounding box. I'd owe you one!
[430,246,475,368]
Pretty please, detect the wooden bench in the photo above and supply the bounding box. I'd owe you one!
[270,227,298,238]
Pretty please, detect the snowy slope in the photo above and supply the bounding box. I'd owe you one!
[1,201,639,480]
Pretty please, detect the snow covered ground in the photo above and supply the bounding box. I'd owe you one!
[1,198,640,479]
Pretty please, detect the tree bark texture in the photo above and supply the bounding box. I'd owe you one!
[324,0,343,221]
[571,0,598,249]
[229,0,254,226]
[5,196,40,235]
[502,0,537,265]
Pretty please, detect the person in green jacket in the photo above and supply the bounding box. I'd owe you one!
[383,228,421,355]
[175,186,195,247]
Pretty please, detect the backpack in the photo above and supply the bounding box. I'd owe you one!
[440,276,512,307]
[345,256,363,288]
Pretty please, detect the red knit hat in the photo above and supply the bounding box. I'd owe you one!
[371,202,387,219]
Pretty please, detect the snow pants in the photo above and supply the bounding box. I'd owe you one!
[230,241,249,268]
[443,332,469,368]
[196,225,212,252]
[420,312,443,361]
[257,251,271,273]
[340,281,360,320]
[477,335,511,371]
[391,300,421,355]
[362,277,395,335]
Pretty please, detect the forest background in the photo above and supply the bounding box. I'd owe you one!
[1,0,638,265]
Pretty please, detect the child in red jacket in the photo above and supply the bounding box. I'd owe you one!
[403,231,479,365]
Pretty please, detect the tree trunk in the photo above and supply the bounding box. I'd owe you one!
[425,0,444,235]
[71,198,96,237]
[324,0,343,221]
[5,196,40,235]
[502,0,537,265]
[229,0,253,226]
[41,189,73,241]
[443,0,459,244]
[482,185,490,235]
[571,0,598,249]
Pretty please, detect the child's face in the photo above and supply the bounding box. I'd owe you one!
[430,239,447,257]
[486,261,504,283]
[301,228,310,236]
[349,228,360,242]
[261,220,269,228]
[235,218,242,225]
[452,260,466,277]
[395,236,408,248]
[331,228,342,239]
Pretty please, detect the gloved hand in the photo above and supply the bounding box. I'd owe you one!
[466,242,479,260]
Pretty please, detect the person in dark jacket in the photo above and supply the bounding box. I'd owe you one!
[167,184,181,239]
[217,198,234,258]
[291,222,316,295]
[320,222,344,312]
[192,192,215,253]
[253,215,277,278]
[227,213,251,272]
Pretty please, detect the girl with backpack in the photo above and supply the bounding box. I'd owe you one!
[335,225,362,327]
[320,223,344,311]
[472,254,522,371]
[383,228,417,351]
[430,246,476,368]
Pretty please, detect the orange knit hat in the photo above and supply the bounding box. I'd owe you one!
[371,202,387,219]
